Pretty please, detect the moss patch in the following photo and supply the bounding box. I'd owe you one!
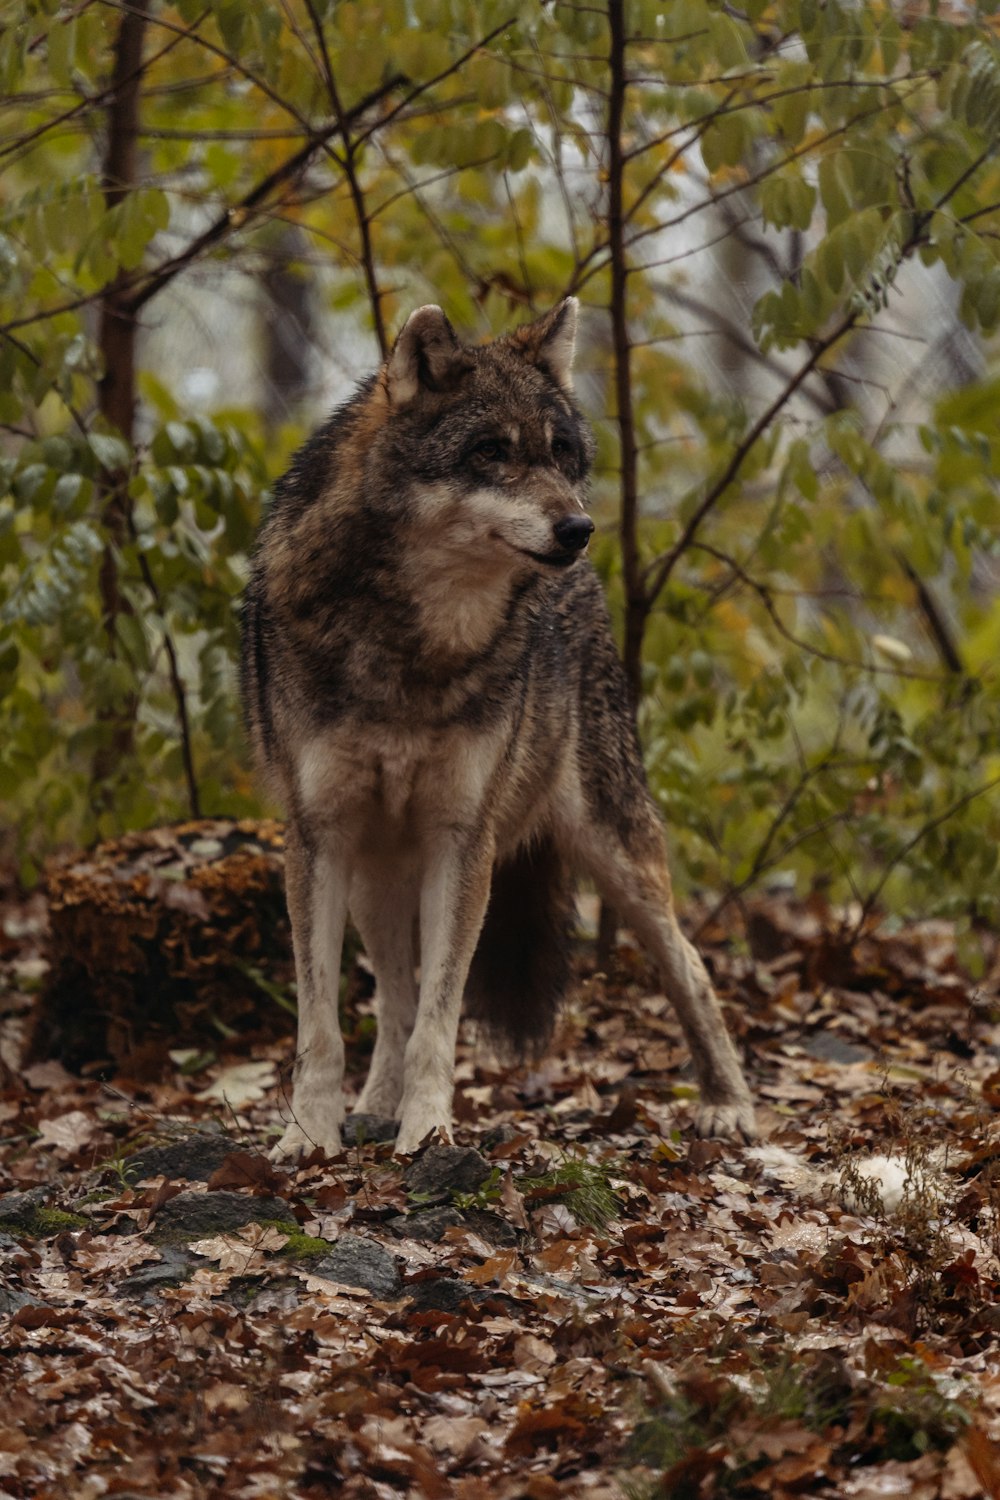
[5,1206,90,1237]
[276,1229,335,1260]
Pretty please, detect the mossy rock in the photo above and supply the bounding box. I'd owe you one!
[0,1192,88,1238]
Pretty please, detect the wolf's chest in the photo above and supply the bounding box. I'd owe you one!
[294,722,502,843]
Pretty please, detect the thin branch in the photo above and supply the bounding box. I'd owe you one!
[0,10,208,166]
[687,541,950,683]
[849,774,1000,941]
[302,0,386,355]
[654,283,837,419]
[643,311,859,607]
[129,519,202,818]
[124,75,403,318]
[638,150,994,599]
[894,549,964,675]
[694,773,856,938]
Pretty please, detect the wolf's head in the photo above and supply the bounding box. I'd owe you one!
[377,298,595,572]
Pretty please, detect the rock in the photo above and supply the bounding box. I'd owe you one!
[151,1190,289,1241]
[404,1144,491,1198]
[118,1246,199,1298]
[124,1132,241,1184]
[243,1278,301,1315]
[464,1208,519,1248]
[0,1188,48,1228]
[388,1206,464,1243]
[0,1285,45,1315]
[311,1234,402,1298]
[341,1114,398,1146]
[387,1204,518,1248]
[479,1124,522,1152]
[0,1189,86,1237]
[404,1277,493,1314]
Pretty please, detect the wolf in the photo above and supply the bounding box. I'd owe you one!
[241,297,755,1157]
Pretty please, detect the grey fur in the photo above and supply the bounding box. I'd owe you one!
[242,298,755,1157]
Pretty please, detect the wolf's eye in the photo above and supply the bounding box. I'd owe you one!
[551,437,574,464]
[470,439,508,464]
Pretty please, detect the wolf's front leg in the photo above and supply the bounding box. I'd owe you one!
[351,866,419,1119]
[394,832,494,1155]
[271,830,349,1161]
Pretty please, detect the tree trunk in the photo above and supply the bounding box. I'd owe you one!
[92,0,150,803]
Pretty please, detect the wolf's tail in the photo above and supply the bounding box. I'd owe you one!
[464,835,575,1057]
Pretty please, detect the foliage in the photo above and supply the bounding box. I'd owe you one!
[1,0,999,934]
[629,1351,973,1492]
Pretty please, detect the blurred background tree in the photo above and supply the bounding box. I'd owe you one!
[2,0,999,962]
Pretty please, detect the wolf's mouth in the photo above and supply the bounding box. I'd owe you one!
[492,532,585,569]
[524,547,582,569]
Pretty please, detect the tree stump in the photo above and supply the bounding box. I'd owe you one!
[32,819,293,1075]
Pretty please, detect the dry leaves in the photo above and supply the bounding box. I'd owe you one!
[1,880,999,1497]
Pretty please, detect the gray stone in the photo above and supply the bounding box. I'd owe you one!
[0,1188,48,1228]
[0,1284,44,1315]
[311,1233,402,1298]
[388,1206,464,1243]
[341,1114,398,1145]
[118,1246,199,1298]
[152,1190,289,1240]
[404,1277,492,1314]
[405,1145,491,1198]
[124,1132,240,1184]
[388,1204,518,1247]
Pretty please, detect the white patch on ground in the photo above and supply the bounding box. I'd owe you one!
[747,1143,947,1214]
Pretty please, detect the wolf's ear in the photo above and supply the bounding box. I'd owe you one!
[513,297,578,393]
[386,305,472,405]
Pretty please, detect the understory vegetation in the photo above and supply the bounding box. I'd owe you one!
[0,0,998,944]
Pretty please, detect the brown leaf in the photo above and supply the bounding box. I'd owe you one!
[206,1150,290,1195]
[36,1110,96,1154]
[965,1427,1000,1500]
[465,1250,517,1286]
[504,1402,588,1457]
[499,1169,529,1230]
[603,1082,639,1132]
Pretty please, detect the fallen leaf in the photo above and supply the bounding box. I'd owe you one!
[196,1060,278,1107]
[36,1110,97,1153]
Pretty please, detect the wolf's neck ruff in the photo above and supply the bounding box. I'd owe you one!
[242,298,755,1159]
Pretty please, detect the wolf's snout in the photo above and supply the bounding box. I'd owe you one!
[553,514,594,553]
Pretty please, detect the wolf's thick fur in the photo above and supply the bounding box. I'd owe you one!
[242,299,755,1156]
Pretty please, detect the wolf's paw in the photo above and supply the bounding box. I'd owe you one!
[394,1099,452,1156]
[695,1095,757,1142]
[269,1119,343,1163]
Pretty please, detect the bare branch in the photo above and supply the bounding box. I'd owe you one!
[850,774,1000,941]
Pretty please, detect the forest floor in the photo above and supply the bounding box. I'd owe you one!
[2,868,1000,1499]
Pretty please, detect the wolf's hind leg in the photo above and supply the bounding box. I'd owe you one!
[351,868,419,1119]
[271,829,349,1161]
[576,812,755,1141]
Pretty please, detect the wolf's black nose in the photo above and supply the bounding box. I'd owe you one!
[553,514,595,552]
